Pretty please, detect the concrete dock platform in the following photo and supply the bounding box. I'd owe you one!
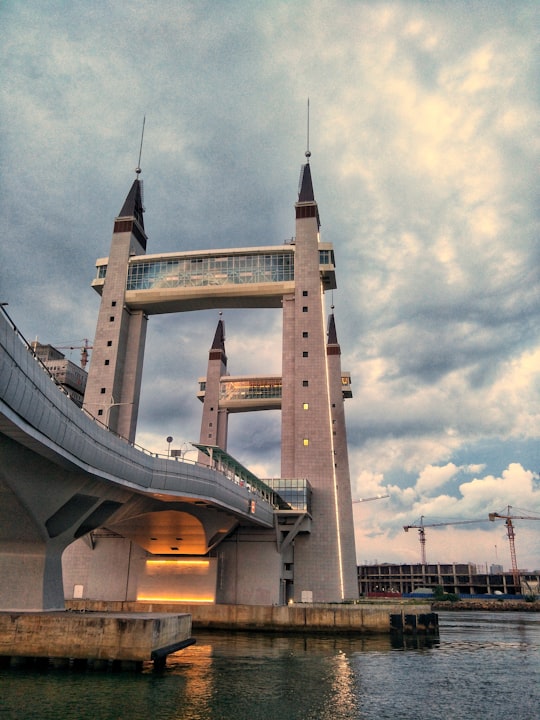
[66,600,438,635]
[0,611,194,668]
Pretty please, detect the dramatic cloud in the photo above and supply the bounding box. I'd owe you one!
[1,0,538,569]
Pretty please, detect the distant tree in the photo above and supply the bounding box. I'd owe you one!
[433,585,459,603]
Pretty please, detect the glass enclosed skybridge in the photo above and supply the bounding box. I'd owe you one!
[92,243,337,314]
[198,373,352,411]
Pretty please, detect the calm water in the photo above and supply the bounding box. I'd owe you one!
[0,611,538,720]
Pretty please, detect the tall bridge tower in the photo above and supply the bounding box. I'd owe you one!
[82,155,358,604]
[83,178,148,442]
[280,161,358,600]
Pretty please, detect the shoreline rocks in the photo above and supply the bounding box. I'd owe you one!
[432,599,540,612]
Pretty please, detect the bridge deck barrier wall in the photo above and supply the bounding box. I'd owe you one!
[0,312,274,526]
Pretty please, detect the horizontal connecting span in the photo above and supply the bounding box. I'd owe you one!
[197,373,353,410]
[92,245,337,312]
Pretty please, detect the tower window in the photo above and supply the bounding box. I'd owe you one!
[303,403,309,410]
[302,380,309,387]
[302,331,309,338]
[100,388,106,394]
[302,290,308,297]
[302,307,308,313]
[107,340,112,347]
[109,316,115,322]
[303,438,309,446]
[111,301,117,307]
[302,351,308,357]
[98,409,103,416]
[104,359,109,366]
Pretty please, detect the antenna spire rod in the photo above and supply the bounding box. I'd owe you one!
[305,98,311,162]
[136,115,146,175]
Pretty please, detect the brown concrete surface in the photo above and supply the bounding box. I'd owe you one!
[65,601,435,633]
[0,611,192,661]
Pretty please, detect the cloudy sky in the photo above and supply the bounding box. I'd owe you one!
[2,0,539,571]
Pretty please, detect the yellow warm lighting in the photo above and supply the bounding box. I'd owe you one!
[136,595,215,603]
[146,559,210,567]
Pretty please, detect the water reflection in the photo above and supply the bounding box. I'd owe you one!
[161,632,368,720]
[0,615,537,720]
[156,632,438,720]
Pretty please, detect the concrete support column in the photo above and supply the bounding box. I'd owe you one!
[0,541,64,611]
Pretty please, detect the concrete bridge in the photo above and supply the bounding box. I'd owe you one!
[1,159,360,610]
[0,309,278,612]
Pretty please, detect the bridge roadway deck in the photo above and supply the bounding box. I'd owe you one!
[0,311,275,527]
[0,311,278,610]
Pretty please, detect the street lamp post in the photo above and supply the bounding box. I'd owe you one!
[105,401,133,426]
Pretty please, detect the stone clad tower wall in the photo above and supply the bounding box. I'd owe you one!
[326,314,359,599]
[83,179,147,442]
[198,318,229,463]
[281,163,357,602]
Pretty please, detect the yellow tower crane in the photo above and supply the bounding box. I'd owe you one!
[403,516,488,565]
[488,506,540,588]
[55,339,93,369]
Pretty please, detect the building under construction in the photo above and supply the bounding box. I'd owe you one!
[358,562,540,598]
[30,342,88,407]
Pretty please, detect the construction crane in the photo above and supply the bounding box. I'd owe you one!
[488,506,540,588]
[54,339,93,369]
[353,494,389,504]
[403,516,487,565]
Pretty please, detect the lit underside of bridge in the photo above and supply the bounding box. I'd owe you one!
[91,244,336,313]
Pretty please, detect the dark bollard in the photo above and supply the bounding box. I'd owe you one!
[390,613,403,631]
[404,614,417,633]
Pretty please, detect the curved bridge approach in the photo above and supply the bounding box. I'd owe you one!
[0,310,276,611]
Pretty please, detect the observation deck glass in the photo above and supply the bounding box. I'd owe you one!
[126,252,295,291]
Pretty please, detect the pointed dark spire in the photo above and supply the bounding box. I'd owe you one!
[296,161,320,227]
[327,312,341,356]
[113,178,147,250]
[327,313,338,345]
[298,162,315,203]
[209,317,227,365]
[212,318,225,350]
[119,178,145,230]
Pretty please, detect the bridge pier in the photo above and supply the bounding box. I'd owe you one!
[0,541,65,611]
[0,434,129,612]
